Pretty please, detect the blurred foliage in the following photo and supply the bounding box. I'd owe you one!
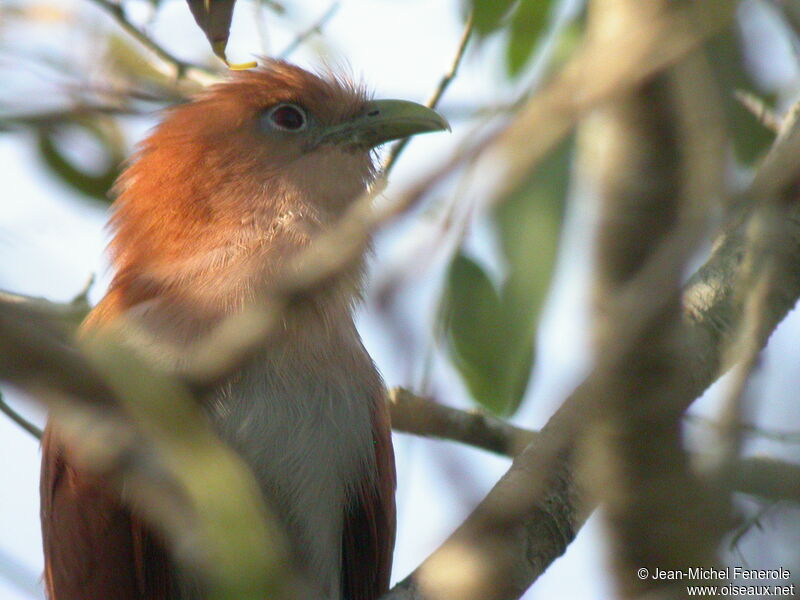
[505,0,553,76]
[707,26,776,165]
[104,35,190,100]
[470,0,517,35]
[36,116,125,203]
[442,140,571,416]
[466,0,556,76]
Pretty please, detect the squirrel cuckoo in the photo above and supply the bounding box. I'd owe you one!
[40,61,448,600]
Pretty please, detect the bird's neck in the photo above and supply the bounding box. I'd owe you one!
[90,187,366,357]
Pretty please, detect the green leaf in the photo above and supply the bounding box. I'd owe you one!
[444,254,503,371]
[443,253,509,413]
[36,117,125,203]
[506,0,553,76]
[469,0,517,36]
[442,140,572,416]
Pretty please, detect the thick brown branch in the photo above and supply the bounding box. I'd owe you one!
[580,1,728,595]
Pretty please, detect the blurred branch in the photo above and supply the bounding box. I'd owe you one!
[278,1,340,59]
[0,301,303,600]
[0,105,142,130]
[687,414,800,445]
[683,97,800,390]
[582,0,727,591]
[381,13,473,174]
[728,456,800,503]
[490,0,733,206]
[389,387,535,457]
[85,0,218,83]
[0,390,42,440]
[771,0,800,43]
[713,248,774,470]
[0,287,91,328]
[743,97,800,198]
[389,389,800,505]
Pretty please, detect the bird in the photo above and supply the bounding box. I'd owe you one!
[40,60,449,600]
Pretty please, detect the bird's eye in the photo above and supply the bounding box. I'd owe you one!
[267,104,307,132]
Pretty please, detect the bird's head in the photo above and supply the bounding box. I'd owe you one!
[103,61,448,321]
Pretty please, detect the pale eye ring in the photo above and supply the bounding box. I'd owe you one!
[267,103,307,132]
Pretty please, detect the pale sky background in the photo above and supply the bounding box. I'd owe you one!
[1,1,800,599]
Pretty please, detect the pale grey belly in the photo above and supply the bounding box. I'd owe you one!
[174,351,380,600]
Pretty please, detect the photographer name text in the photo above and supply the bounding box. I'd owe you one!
[643,567,791,581]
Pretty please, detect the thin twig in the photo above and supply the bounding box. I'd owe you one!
[71,273,96,306]
[0,390,42,440]
[277,2,340,60]
[745,95,800,202]
[686,414,800,445]
[381,13,473,175]
[734,89,780,133]
[86,0,217,82]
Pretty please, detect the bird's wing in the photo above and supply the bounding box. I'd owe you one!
[341,395,397,600]
[40,425,173,600]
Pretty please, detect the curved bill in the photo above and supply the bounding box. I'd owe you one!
[316,99,450,150]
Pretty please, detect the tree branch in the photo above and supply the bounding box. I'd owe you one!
[389,389,800,505]
[381,13,473,175]
[0,390,42,440]
[277,1,341,60]
[389,388,535,457]
[0,288,91,330]
[85,0,218,83]
[0,302,305,600]
[576,4,727,591]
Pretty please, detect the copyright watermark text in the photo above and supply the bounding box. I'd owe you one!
[636,567,795,597]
